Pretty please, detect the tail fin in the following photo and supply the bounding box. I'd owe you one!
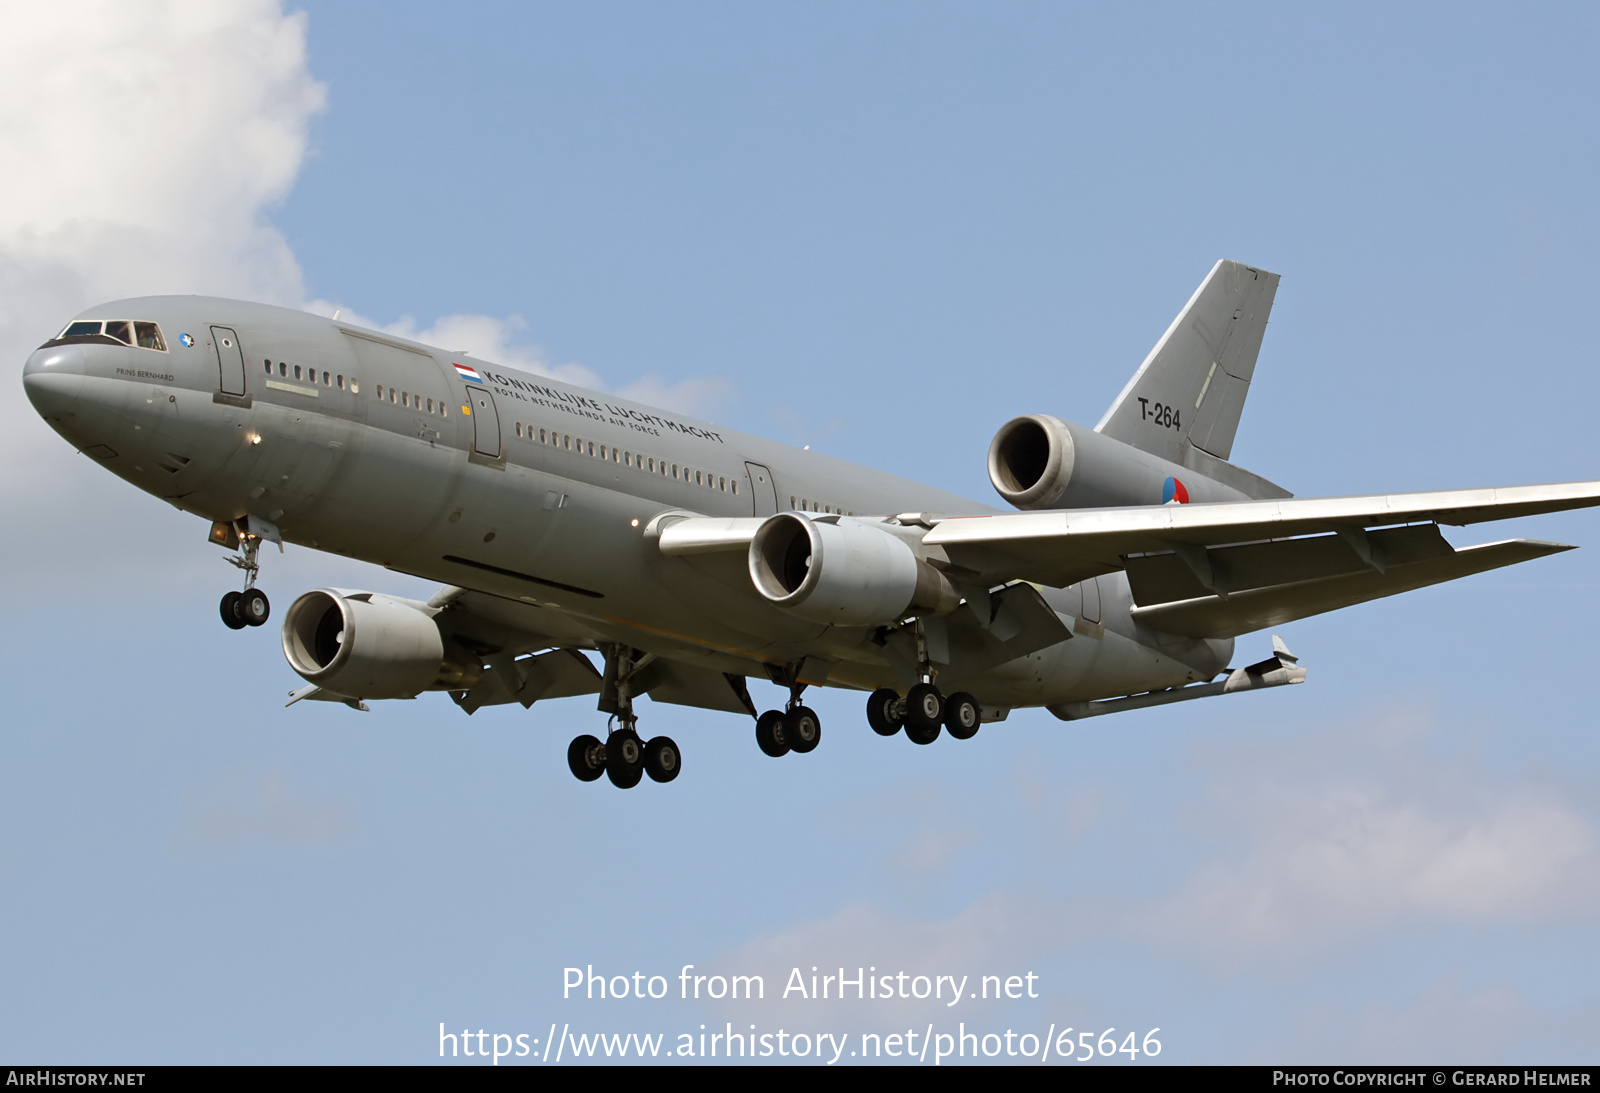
[1096,259,1279,465]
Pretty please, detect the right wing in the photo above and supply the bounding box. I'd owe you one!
[921,481,1600,638]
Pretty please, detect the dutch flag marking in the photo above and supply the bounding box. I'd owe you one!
[454,362,484,384]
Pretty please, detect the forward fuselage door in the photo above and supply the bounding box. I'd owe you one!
[466,382,502,460]
[211,326,245,397]
[745,462,778,516]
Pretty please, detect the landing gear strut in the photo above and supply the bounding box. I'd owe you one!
[216,519,272,630]
[566,645,682,788]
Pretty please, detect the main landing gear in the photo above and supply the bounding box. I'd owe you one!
[866,686,981,745]
[753,673,821,760]
[567,645,681,789]
[216,521,271,630]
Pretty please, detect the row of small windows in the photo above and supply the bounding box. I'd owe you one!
[264,358,358,392]
[374,383,448,417]
[59,319,166,350]
[512,421,740,496]
[791,495,854,517]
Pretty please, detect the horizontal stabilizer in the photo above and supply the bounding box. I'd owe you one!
[1128,538,1572,638]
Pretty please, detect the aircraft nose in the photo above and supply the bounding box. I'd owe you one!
[22,343,86,422]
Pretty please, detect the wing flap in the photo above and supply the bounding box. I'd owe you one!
[1128,538,1572,638]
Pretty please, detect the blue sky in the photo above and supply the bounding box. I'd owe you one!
[2,0,1598,1064]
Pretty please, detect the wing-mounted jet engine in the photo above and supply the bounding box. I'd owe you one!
[281,589,483,702]
[747,513,961,626]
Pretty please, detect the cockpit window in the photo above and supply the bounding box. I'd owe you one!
[134,322,166,351]
[45,319,168,351]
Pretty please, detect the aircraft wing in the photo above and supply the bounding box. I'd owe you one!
[923,481,1600,590]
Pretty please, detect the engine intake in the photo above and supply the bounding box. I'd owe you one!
[748,514,958,626]
[281,589,481,700]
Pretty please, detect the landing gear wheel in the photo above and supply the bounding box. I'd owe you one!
[785,706,821,754]
[755,709,789,757]
[238,588,270,627]
[567,734,606,782]
[943,691,981,740]
[219,590,246,630]
[905,682,944,735]
[644,736,682,783]
[905,719,941,745]
[866,688,903,736]
[605,729,644,788]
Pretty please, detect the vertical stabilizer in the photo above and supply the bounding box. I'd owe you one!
[1096,260,1279,464]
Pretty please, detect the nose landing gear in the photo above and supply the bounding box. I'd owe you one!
[211,519,276,630]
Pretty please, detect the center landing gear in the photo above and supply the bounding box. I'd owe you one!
[566,645,681,788]
[753,671,821,760]
[215,520,271,630]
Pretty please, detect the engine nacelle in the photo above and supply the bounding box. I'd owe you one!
[748,514,959,627]
[987,413,1250,510]
[281,589,481,700]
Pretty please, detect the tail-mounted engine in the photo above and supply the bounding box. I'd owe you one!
[748,514,959,627]
[987,414,1250,510]
[281,589,482,700]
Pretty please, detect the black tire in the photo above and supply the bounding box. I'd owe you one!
[644,736,682,783]
[866,688,903,736]
[905,719,941,745]
[238,588,270,627]
[219,590,246,630]
[606,729,644,788]
[567,735,605,782]
[905,682,943,734]
[944,691,981,740]
[755,709,789,757]
[785,706,821,754]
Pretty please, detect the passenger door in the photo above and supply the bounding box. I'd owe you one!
[211,326,246,397]
[745,462,777,516]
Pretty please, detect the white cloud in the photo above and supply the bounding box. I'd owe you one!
[1137,711,1600,965]
[0,0,324,496]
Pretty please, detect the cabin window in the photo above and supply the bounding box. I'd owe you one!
[427,397,433,412]
[133,322,166,350]
[350,379,359,394]
[263,359,272,374]
[647,457,655,472]
[587,441,595,457]
[390,389,397,404]
[563,435,570,450]
[672,464,679,479]
[694,470,702,485]
[539,428,546,444]
[376,385,384,398]
[279,362,287,377]
[718,477,726,491]
[307,368,316,383]
[337,375,345,390]
[293,365,302,380]
[599,445,607,460]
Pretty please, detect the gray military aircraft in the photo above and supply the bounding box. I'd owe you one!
[22,260,1600,788]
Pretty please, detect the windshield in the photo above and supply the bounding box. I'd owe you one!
[50,319,168,351]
